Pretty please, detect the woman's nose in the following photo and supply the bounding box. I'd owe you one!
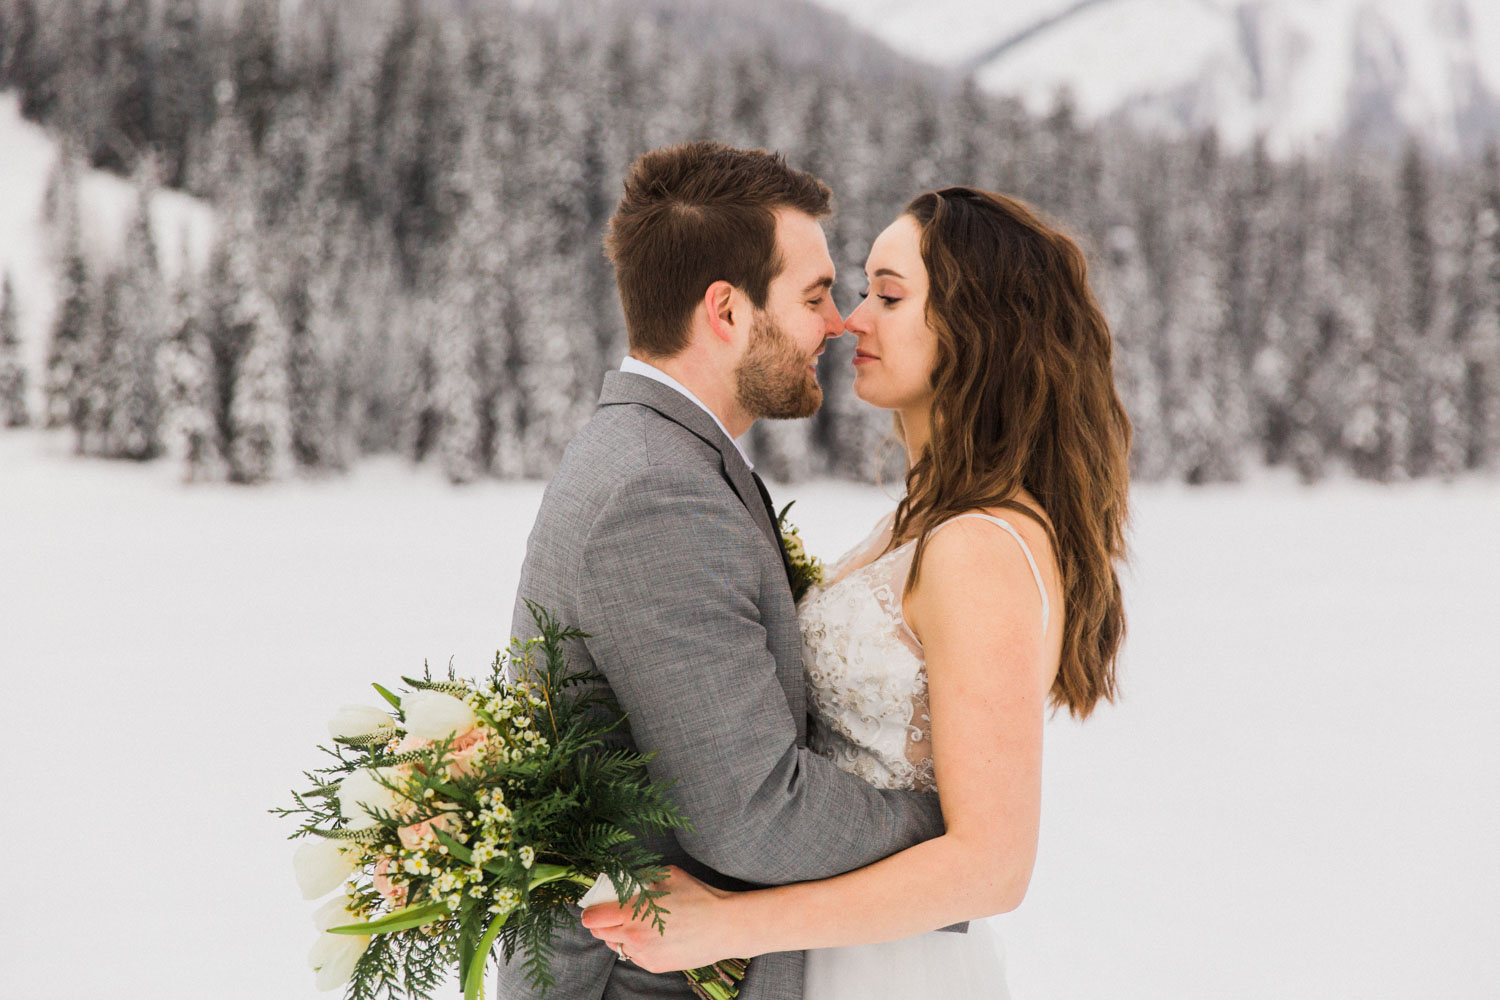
[843,298,870,336]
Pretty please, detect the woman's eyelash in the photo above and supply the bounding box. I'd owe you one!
[859,288,899,305]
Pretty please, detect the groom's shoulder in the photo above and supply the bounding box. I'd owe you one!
[547,400,730,505]
[565,400,723,477]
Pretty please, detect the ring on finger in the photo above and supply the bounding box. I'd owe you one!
[614,942,631,964]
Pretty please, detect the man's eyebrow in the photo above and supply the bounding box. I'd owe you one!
[801,275,834,295]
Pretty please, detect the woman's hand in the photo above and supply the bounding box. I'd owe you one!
[580,866,742,974]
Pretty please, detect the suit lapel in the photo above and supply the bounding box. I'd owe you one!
[597,371,782,554]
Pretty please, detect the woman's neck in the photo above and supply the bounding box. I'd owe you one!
[899,406,931,470]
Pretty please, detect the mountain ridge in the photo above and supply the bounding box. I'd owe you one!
[810,0,1500,157]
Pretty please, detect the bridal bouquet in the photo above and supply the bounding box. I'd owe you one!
[274,603,747,1000]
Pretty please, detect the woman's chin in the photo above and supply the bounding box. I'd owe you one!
[852,383,892,410]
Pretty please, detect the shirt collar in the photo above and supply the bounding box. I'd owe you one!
[618,356,755,471]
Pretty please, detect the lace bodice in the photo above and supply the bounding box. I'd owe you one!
[797,511,1050,794]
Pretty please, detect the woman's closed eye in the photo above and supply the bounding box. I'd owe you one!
[859,288,901,306]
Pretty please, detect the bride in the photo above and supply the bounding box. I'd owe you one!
[583,186,1132,997]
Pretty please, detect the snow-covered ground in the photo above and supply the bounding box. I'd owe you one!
[2,429,1496,999]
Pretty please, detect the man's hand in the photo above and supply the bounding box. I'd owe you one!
[580,866,745,974]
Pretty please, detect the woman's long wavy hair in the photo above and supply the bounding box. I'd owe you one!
[888,187,1131,719]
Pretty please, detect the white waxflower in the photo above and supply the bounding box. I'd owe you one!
[294,838,359,900]
[519,846,535,869]
[326,705,396,742]
[337,767,400,829]
[309,928,370,991]
[402,691,479,740]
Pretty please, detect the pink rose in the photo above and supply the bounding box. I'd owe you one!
[372,856,403,905]
[397,807,462,851]
[392,733,432,755]
[446,729,489,778]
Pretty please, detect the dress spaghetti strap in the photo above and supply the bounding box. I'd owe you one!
[927,513,1050,634]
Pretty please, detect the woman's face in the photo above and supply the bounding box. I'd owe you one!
[843,214,939,412]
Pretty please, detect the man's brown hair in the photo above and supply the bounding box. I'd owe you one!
[604,141,832,359]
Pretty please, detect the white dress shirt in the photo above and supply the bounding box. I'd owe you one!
[618,355,754,470]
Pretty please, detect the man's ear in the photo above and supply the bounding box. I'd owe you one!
[703,280,739,344]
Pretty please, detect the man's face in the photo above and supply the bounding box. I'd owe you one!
[734,209,843,420]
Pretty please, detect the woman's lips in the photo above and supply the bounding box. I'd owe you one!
[853,351,879,365]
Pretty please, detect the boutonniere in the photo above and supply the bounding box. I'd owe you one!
[776,501,825,603]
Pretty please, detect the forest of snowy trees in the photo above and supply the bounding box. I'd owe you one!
[0,0,1497,485]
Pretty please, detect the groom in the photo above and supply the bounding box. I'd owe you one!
[501,142,946,1000]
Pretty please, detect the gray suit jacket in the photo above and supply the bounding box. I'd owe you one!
[496,372,948,1000]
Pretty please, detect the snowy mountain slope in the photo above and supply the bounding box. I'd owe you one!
[809,0,1500,155]
[0,92,216,415]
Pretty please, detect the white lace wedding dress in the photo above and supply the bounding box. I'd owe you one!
[798,510,1051,999]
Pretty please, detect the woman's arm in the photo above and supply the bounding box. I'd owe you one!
[583,516,1060,971]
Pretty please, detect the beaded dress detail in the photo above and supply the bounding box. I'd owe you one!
[797,511,935,792]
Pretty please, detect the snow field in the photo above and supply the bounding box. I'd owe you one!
[1,430,1496,998]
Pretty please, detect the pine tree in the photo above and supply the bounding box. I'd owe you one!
[227,282,292,483]
[0,272,29,428]
[43,149,93,437]
[232,0,280,152]
[1097,224,1167,480]
[98,173,168,460]
[431,100,510,482]
[282,262,337,472]
[81,269,125,456]
[429,293,484,485]
[1158,139,1246,483]
[1459,146,1500,470]
[1399,140,1440,475]
[158,258,224,481]
[102,0,152,172]
[156,0,209,189]
[201,193,291,481]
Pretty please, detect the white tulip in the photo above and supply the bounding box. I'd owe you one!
[577,873,630,910]
[336,767,400,829]
[309,928,370,991]
[294,838,358,900]
[312,894,363,932]
[402,690,478,740]
[327,705,396,741]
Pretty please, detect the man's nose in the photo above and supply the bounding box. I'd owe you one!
[822,299,845,337]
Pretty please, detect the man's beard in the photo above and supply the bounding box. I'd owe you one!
[734,312,823,420]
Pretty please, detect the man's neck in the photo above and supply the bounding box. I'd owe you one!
[630,352,753,439]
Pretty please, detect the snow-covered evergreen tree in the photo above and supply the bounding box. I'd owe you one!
[80,270,125,455]
[158,254,223,481]
[1097,224,1167,480]
[428,294,483,485]
[0,272,28,428]
[43,149,92,437]
[1158,141,1247,483]
[227,277,291,483]
[155,0,208,188]
[100,175,168,460]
